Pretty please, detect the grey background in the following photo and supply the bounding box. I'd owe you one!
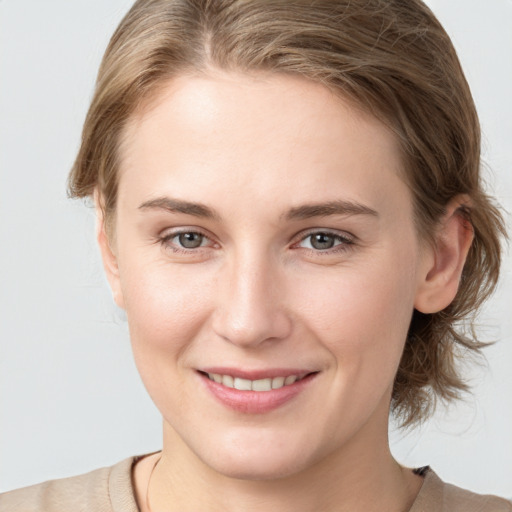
[1,0,511,496]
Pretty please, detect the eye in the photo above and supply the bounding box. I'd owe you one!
[175,232,206,249]
[296,231,354,252]
[159,229,214,253]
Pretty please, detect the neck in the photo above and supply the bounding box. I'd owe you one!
[142,418,423,512]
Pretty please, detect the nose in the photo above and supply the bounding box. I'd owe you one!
[211,250,292,348]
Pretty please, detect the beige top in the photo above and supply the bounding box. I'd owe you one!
[1,456,510,512]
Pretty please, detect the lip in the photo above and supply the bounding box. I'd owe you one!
[197,369,318,414]
[200,367,312,380]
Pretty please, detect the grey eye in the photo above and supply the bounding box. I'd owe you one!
[177,232,204,248]
[309,233,336,250]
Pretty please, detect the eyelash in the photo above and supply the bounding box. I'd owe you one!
[159,229,215,254]
[292,230,355,255]
[158,229,355,255]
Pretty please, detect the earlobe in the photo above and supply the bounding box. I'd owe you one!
[414,197,474,314]
[94,191,125,310]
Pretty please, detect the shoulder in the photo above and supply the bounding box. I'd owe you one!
[411,468,512,512]
[0,456,140,512]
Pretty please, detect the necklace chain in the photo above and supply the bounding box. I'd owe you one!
[145,454,162,512]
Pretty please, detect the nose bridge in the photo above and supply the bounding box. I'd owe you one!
[213,243,291,347]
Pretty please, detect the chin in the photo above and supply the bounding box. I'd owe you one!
[208,455,309,482]
[197,430,319,481]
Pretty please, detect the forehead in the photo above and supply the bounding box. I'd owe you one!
[118,71,410,221]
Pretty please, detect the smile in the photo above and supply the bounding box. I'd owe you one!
[205,373,306,392]
[199,370,318,414]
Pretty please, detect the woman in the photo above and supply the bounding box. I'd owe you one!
[1,0,510,510]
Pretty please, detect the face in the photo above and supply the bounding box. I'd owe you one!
[104,71,433,480]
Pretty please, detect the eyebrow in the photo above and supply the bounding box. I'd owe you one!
[138,197,378,222]
[138,197,221,221]
[283,200,379,221]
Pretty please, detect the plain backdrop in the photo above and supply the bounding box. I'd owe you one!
[1,0,511,497]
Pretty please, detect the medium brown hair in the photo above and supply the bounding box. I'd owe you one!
[69,0,506,426]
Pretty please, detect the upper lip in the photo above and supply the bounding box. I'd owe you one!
[198,367,317,380]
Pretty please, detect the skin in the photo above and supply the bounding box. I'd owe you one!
[97,70,473,512]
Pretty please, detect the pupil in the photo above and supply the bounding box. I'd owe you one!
[179,232,203,248]
[311,233,334,250]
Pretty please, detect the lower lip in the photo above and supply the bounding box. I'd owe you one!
[199,373,317,414]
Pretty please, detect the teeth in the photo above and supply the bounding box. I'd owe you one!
[252,378,272,391]
[234,377,252,391]
[207,373,303,391]
[271,376,285,389]
[284,375,297,385]
[222,375,234,388]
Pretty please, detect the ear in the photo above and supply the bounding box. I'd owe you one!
[414,197,474,314]
[94,190,125,310]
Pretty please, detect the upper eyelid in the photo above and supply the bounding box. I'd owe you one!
[292,228,355,243]
[160,226,212,239]
[157,227,356,249]
[159,228,217,250]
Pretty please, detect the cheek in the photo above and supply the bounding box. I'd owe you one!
[295,254,417,377]
[117,258,215,410]
[303,261,414,329]
[119,254,213,353]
